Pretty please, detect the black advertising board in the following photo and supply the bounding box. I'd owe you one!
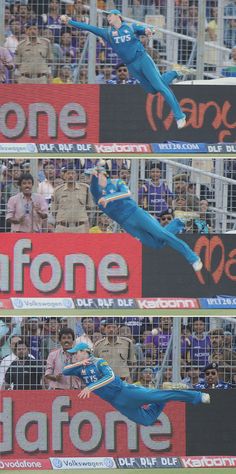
[142,234,236,297]
[100,85,236,143]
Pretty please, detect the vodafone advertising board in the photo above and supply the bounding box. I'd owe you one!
[0,392,185,458]
[0,234,141,298]
[0,85,99,143]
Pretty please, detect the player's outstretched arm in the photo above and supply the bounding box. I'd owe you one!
[60,15,109,41]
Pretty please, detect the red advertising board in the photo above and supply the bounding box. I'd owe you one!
[0,392,186,458]
[0,234,141,298]
[0,85,99,143]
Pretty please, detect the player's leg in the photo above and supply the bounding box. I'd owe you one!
[114,402,166,426]
[122,208,201,266]
[119,383,203,405]
[139,54,185,122]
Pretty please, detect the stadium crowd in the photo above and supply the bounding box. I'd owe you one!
[0,157,232,233]
[0,316,236,390]
[0,0,236,84]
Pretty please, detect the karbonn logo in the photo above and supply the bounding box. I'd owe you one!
[181,457,236,468]
[137,299,198,309]
[94,143,151,153]
[0,101,86,138]
[0,239,129,293]
[0,397,172,453]
[146,94,236,142]
[194,235,236,284]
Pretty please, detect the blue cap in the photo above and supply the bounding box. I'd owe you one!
[67,342,92,354]
[105,9,122,16]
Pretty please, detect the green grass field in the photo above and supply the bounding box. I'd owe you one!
[1,309,236,316]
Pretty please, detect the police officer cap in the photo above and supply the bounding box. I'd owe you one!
[100,318,120,326]
[159,207,174,218]
[27,19,38,28]
[204,362,218,372]
[64,163,76,171]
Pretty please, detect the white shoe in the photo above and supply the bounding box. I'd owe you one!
[201,393,210,404]
[192,258,203,272]
[162,382,189,390]
[177,116,186,129]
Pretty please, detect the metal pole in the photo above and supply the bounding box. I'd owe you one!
[130,159,139,203]
[166,0,176,66]
[196,0,206,79]
[0,0,5,44]
[172,317,181,383]
[88,0,97,84]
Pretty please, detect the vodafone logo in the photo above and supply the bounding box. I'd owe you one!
[0,460,43,469]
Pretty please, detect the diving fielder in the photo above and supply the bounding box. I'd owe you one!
[87,165,203,272]
[63,343,210,427]
[60,10,186,129]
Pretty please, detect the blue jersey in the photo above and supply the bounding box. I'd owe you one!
[68,20,146,64]
[90,175,138,225]
[63,356,123,403]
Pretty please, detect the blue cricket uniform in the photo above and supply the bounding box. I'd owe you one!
[63,356,203,426]
[90,175,200,266]
[68,19,185,121]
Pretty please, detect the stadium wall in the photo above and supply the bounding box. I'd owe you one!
[0,234,236,299]
[0,391,235,458]
[0,85,235,143]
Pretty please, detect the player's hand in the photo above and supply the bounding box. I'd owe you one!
[98,197,107,208]
[78,387,91,399]
[82,358,92,366]
[145,28,154,36]
[60,15,71,24]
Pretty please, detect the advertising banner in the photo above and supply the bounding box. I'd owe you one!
[142,234,236,297]
[0,85,99,143]
[0,392,186,458]
[0,234,141,298]
[100,85,236,143]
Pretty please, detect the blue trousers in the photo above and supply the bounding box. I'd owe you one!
[128,53,185,121]
[110,384,202,426]
[122,210,199,265]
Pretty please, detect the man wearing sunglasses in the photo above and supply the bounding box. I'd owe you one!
[194,363,232,390]
[107,62,138,84]
[60,9,186,129]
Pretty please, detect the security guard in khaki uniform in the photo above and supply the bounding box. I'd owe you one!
[50,164,94,233]
[94,318,136,381]
[15,21,53,84]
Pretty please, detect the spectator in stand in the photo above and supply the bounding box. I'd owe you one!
[190,318,211,368]
[42,0,63,44]
[4,19,24,55]
[0,317,22,361]
[140,36,161,67]
[37,161,57,208]
[44,327,81,389]
[49,164,93,233]
[208,328,236,384]
[206,5,218,42]
[42,27,64,77]
[89,212,114,233]
[0,45,14,83]
[139,162,173,219]
[14,21,53,84]
[52,64,73,83]
[4,340,43,390]
[94,318,137,382]
[41,318,61,361]
[5,162,22,201]
[18,4,31,31]
[118,317,149,343]
[159,208,174,227]
[60,30,76,63]
[118,324,145,378]
[4,4,12,38]
[224,1,236,49]
[75,317,94,349]
[21,317,43,361]
[194,362,232,390]
[0,335,22,389]
[107,63,139,84]
[6,173,48,233]
[119,167,131,186]
[135,367,156,388]
[222,45,236,77]
[130,0,156,21]
[182,365,204,388]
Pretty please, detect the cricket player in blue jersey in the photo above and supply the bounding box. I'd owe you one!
[86,165,203,272]
[63,342,210,427]
[60,10,186,129]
